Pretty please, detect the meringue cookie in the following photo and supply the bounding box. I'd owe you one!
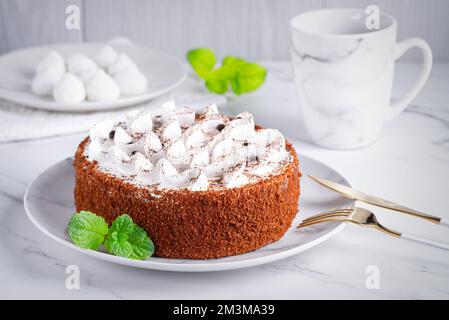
[67,53,97,76]
[90,120,115,142]
[225,173,249,188]
[184,124,205,149]
[210,138,234,159]
[203,153,244,178]
[95,46,119,69]
[129,138,146,155]
[112,147,134,176]
[255,129,286,149]
[107,54,138,76]
[134,152,153,171]
[179,168,201,186]
[235,141,261,162]
[168,154,191,172]
[228,113,255,141]
[85,69,120,102]
[145,149,166,164]
[31,69,64,96]
[188,171,209,191]
[52,73,86,103]
[202,104,219,118]
[264,148,290,163]
[155,158,184,188]
[235,111,254,123]
[156,158,178,176]
[130,113,153,136]
[252,129,288,163]
[161,119,182,141]
[223,163,249,188]
[134,152,157,185]
[114,68,148,96]
[114,127,132,145]
[88,138,112,165]
[175,107,195,128]
[250,162,275,177]
[36,50,65,76]
[112,123,145,154]
[161,100,176,121]
[190,148,209,168]
[144,132,163,153]
[156,167,196,189]
[33,51,66,95]
[167,139,186,160]
[77,67,97,83]
[223,163,246,183]
[201,118,225,135]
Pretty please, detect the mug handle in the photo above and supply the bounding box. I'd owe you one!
[388,38,433,120]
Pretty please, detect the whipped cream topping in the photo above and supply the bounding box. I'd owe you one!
[86,101,292,190]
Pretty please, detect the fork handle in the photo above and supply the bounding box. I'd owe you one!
[401,233,449,251]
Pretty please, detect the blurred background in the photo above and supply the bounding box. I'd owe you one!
[1,0,449,62]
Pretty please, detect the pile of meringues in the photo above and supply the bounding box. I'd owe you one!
[31,45,148,103]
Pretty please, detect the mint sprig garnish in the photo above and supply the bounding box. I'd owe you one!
[67,211,108,250]
[187,48,267,95]
[104,214,154,260]
[67,212,154,260]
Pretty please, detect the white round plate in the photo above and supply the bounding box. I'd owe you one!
[0,42,186,112]
[24,150,353,272]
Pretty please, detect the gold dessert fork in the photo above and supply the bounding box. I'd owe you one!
[298,207,449,251]
[308,175,448,227]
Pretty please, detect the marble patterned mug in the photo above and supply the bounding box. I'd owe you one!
[290,9,433,149]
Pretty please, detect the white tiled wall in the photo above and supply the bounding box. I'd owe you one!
[1,0,448,61]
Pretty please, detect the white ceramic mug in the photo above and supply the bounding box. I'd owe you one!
[290,9,433,149]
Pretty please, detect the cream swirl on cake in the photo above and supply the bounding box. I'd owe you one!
[86,101,292,190]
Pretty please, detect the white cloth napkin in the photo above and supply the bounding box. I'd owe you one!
[0,76,226,143]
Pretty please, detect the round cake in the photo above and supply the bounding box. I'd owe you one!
[74,102,301,259]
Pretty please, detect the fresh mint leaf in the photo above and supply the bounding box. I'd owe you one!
[205,67,230,94]
[104,214,154,260]
[187,48,217,79]
[67,211,108,250]
[222,56,247,76]
[231,62,267,95]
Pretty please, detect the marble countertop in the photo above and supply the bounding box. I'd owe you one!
[1,62,448,299]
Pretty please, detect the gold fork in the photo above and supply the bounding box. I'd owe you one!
[298,207,449,251]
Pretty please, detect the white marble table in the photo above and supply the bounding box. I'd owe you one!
[0,62,448,299]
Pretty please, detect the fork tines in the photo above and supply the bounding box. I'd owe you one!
[297,208,354,228]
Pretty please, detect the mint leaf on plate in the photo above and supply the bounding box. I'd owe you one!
[104,214,154,260]
[67,210,109,250]
[187,48,217,79]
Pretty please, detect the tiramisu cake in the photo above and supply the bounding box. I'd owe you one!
[74,101,300,259]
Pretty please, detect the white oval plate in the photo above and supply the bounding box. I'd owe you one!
[24,150,353,272]
[0,42,186,112]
